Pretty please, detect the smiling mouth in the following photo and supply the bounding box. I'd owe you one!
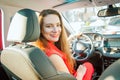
[51,34,60,38]
[51,35,59,38]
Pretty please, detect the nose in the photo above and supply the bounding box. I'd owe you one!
[52,26,58,32]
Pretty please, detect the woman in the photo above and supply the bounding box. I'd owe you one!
[33,9,94,80]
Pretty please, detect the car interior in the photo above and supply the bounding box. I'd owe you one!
[1,8,76,80]
[0,0,120,80]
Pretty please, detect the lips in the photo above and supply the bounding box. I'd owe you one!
[51,34,59,38]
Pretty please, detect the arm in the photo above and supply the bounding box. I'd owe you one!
[76,65,86,80]
[49,54,86,80]
[49,54,70,73]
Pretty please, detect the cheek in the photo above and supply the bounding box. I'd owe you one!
[41,28,52,40]
[59,27,62,32]
[57,27,62,34]
[42,28,51,34]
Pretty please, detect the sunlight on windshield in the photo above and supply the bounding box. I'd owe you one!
[62,4,120,34]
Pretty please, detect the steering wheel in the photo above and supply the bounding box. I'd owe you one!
[68,33,94,61]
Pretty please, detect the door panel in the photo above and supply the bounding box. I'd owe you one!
[0,9,9,80]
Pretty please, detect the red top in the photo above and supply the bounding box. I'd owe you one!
[34,41,94,80]
[45,42,76,75]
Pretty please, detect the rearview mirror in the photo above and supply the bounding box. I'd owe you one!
[97,5,120,17]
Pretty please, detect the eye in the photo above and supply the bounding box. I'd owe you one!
[57,23,61,27]
[45,24,53,28]
[46,25,51,28]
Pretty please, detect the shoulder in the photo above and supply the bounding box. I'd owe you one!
[45,48,63,57]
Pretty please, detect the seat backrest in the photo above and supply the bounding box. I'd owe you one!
[1,9,76,80]
[98,59,120,80]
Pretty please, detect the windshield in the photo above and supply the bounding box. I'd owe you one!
[62,3,120,35]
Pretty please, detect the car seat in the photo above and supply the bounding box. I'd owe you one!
[98,59,120,80]
[1,8,76,80]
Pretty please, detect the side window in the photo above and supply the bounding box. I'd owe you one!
[0,9,3,50]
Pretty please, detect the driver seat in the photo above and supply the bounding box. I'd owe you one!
[1,8,76,80]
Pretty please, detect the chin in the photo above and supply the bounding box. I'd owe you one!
[51,39,59,42]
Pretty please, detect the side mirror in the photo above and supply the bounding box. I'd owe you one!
[97,5,120,17]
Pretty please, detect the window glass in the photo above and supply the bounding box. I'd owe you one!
[62,3,120,34]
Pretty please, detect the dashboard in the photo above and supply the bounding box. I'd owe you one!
[70,32,120,58]
[102,34,120,57]
[83,33,120,58]
[103,34,120,48]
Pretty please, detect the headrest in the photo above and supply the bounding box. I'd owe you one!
[7,8,40,42]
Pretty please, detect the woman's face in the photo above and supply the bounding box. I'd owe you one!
[42,14,62,42]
